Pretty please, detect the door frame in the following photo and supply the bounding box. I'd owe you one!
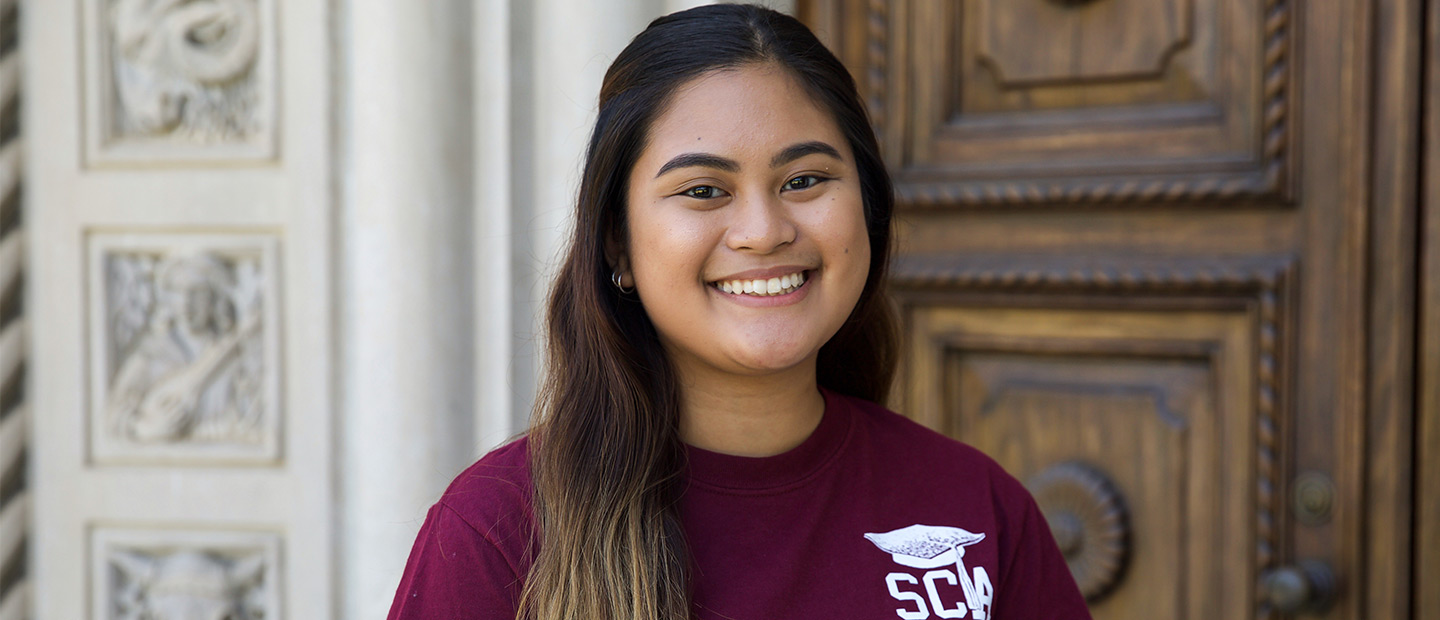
[1368,0,1423,618]
[1417,0,1440,617]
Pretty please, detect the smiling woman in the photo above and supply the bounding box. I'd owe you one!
[387,5,1090,620]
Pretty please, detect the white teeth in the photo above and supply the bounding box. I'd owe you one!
[714,271,808,297]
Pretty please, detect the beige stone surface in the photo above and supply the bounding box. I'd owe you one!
[27,0,333,617]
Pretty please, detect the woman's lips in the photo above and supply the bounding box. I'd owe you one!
[709,271,812,307]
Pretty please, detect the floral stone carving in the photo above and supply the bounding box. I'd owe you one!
[104,0,265,144]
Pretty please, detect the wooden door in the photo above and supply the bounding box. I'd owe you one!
[798,1,1419,619]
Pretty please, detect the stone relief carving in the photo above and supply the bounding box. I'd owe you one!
[95,529,281,620]
[89,233,281,464]
[104,251,265,445]
[105,0,264,143]
[110,549,268,620]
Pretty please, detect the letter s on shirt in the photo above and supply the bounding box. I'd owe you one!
[886,572,931,620]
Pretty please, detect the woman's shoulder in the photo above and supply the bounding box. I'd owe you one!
[389,439,535,617]
[431,436,536,546]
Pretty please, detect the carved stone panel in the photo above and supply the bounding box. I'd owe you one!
[841,0,1294,206]
[83,0,277,164]
[87,232,281,465]
[92,527,281,620]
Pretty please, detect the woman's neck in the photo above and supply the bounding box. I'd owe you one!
[676,363,826,458]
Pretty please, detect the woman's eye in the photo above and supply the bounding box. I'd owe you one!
[682,185,725,199]
[784,175,825,191]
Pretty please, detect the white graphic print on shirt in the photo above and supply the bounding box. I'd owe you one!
[864,524,994,620]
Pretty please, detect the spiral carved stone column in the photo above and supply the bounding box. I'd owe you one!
[0,0,24,618]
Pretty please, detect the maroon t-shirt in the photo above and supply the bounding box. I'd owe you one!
[388,389,1092,619]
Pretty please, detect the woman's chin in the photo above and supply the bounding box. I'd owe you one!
[660,330,830,381]
[721,346,819,377]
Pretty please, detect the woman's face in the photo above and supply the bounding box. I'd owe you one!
[623,63,870,384]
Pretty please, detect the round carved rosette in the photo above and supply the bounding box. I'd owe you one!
[1026,462,1129,601]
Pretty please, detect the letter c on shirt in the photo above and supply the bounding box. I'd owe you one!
[923,569,967,619]
[885,572,930,620]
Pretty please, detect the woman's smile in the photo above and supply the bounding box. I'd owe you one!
[709,269,812,307]
[715,272,804,296]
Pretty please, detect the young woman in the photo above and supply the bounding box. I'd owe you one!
[388,5,1090,619]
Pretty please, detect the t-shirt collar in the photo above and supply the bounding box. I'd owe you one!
[683,387,854,493]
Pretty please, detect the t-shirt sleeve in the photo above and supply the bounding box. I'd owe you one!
[387,502,524,620]
[995,492,1093,620]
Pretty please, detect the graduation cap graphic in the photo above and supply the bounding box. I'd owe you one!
[865,524,987,614]
[864,524,985,568]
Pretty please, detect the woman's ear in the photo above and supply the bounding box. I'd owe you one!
[604,234,632,289]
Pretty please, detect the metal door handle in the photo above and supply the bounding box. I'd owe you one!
[1260,561,1337,614]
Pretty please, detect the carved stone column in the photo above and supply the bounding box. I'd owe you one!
[0,2,22,617]
[339,0,476,616]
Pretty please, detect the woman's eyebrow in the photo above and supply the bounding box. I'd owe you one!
[653,141,842,179]
[654,153,740,178]
[770,141,841,168]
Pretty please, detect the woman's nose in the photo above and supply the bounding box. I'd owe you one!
[725,191,797,253]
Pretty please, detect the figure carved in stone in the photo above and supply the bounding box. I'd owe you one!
[105,252,265,445]
[110,549,268,620]
[107,0,262,141]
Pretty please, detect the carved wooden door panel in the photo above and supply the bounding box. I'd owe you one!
[799,1,1416,619]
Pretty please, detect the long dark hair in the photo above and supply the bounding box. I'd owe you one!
[520,5,897,619]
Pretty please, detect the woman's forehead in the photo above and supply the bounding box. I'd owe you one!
[638,65,849,169]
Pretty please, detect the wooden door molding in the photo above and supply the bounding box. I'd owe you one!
[806,0,1297,207]
[1417,0,1440,616]
[1367,0,1423,618]
[891,252,1293,294]
[892,253,1295,617]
